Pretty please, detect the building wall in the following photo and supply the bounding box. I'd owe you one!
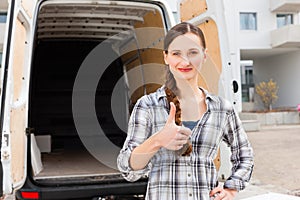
[236,0,300,110]
[237,0,276,49]
[254,51,300,109]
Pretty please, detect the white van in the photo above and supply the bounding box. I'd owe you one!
[0,0,236,199]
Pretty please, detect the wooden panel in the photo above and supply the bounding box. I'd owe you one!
[134,10,165,51]
[35,149,118,179]
[122,9,166,104]
[134,10,164,28]
[10,105,26,184]
[180,0,208,22]
[10,18,27,184]
[198,20,222,95]
[12,19,26,102]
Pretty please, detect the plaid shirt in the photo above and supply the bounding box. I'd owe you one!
[117,86,254,200]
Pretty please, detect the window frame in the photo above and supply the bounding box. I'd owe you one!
[0,12,7,23]
[276,13,293,28]
[239,12,257,31]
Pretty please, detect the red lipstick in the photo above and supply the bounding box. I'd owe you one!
[178,68,192,72]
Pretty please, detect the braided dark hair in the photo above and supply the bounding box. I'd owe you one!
[164,22,206,156]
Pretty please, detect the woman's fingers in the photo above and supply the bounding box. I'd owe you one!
[210,187,237,200]
[177,125,192,137]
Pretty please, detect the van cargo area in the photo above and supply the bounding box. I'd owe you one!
[28,0,168,187]
[30,40,125,183]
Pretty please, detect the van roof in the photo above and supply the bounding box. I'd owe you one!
[37,1,169,41]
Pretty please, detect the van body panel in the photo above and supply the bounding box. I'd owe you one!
[1,0,35,195]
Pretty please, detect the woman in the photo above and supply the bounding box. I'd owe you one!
[117,22,254,200]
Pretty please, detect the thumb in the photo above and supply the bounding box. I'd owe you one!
[166,102,176,124]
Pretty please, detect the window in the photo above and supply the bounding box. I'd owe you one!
[277,14,293,28]
[240,12,257,30]
[0,13,7,23]
[241,61,254,102]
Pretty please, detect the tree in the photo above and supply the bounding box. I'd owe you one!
[255,79,278,111]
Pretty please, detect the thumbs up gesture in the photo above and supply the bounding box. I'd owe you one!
[156,102,192,151]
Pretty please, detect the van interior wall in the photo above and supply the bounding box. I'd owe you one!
[30,39,127,154]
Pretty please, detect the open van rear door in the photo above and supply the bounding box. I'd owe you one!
[0,0,35,195]
[179,0,234,181]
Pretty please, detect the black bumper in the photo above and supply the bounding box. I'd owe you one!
[16,177,147,200]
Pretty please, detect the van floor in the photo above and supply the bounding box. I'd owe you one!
[34,148,120,180]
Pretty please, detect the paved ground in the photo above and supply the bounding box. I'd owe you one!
[235,124,300,199]
[2,124,300,200]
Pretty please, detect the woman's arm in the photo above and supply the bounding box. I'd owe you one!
[130,102,191,170]
[222,108,254,191]
[117,101,191,181]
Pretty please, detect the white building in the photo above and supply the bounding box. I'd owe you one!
[236,0,300,111]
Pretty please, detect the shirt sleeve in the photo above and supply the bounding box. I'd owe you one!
[117,97,153,182]
[222,108,254,191]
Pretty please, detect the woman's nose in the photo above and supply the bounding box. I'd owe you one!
[180,55,191,66]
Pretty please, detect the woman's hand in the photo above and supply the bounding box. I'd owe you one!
[130,102,191,170]
[210,187,237,200]
[155,102,191,151]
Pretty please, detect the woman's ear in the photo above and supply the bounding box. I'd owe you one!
[203,48,208,62]
[163,50,168,65]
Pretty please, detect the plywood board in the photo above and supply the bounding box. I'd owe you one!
[10,18,27,185]
[180,0,208,22]
[10,105,26,184]
[198,20,222,95]
[12,19,26,102]
[35,149,119,179]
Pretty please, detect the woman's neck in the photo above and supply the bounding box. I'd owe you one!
[176,79,203,100]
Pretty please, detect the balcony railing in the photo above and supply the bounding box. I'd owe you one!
[271,24,300,48]
[270,0,300,12]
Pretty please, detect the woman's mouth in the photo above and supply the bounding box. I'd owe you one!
[178,68,193,72]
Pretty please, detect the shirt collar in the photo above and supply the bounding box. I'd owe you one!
[156,85,217,102]
[157,85,167,100]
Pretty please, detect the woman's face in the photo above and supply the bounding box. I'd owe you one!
[164,32,206,82]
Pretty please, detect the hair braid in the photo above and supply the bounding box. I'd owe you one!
[165,68,192,156]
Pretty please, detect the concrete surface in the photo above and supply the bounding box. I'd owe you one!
[2,124,300,200]
[236,124,300,200]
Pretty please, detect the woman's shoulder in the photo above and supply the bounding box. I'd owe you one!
[136,86,166,107]
[205,91,234,113]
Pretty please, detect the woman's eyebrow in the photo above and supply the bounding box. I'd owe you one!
[189,47,202,51]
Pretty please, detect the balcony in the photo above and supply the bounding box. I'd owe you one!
[270,0,300,12]
[271,24,300,48]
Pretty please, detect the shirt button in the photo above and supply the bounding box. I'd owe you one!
[188,173,191,177]
[189,193,192,197]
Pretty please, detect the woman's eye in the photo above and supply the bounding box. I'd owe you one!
[189,51,199,56]
[172,52,181,56]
